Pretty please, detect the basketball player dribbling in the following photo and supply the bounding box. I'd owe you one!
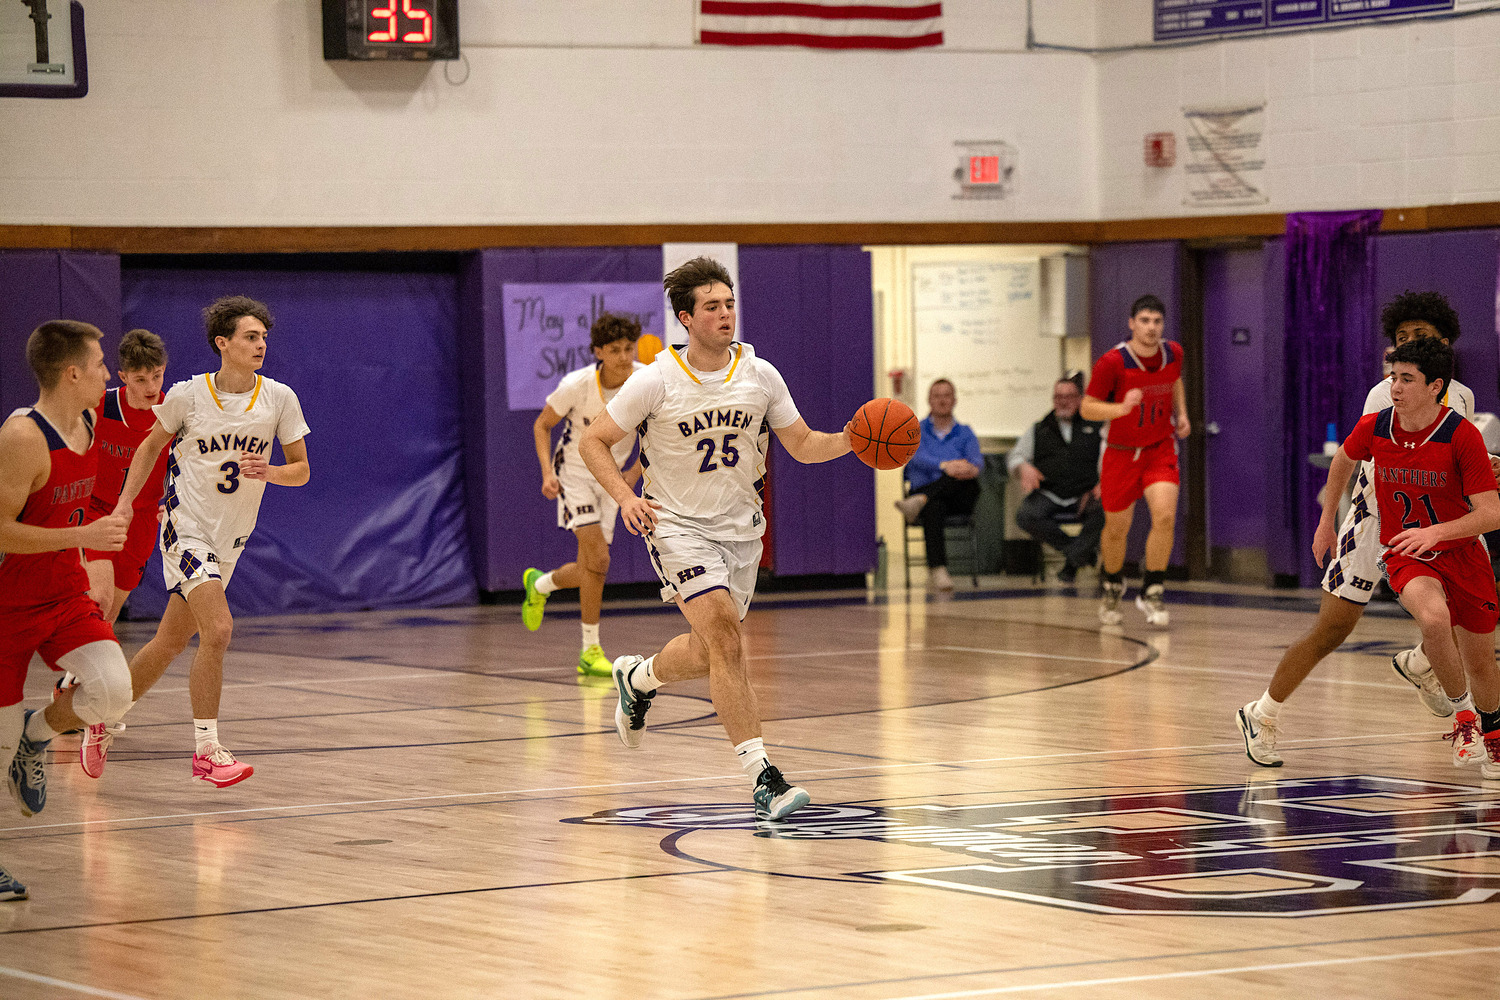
[580,257,854,821]
[0,321,136,899]
[1082,294,1190,628]
[522,312,645,677]
[111,296,310,787]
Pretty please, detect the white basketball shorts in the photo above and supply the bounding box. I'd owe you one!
[556,462,619,543]
[646,531,761,621]
[162,537,242,600]
[1321,482,1380,605]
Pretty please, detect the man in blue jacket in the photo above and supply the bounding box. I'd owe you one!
[895,379,983,589]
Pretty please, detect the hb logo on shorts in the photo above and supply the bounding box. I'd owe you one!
[677,565,705,584]
[576,505,594,515]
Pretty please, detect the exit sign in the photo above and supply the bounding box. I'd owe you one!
[968,156,1001,184]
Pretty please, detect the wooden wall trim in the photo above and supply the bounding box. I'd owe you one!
[3,201,1498,253]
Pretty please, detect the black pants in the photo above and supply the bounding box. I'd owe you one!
[915,476,981,568]
[1016,490,1105,570]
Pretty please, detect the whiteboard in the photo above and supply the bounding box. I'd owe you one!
[911,260,1051,439]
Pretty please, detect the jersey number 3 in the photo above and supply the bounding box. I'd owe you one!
[218,460,241,494]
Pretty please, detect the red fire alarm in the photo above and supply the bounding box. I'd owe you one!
[1144,132,1176,168]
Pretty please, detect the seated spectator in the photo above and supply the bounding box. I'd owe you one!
[1008,376,1105,583]
[894,379,983,590]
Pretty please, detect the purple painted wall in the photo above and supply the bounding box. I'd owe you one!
[1088,241,1188,568]
[1373,230,1500,416]
[0,251,120,418]
[459,248,666,593]
[739,246,877,576]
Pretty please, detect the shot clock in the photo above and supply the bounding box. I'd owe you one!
[322,0,458,61]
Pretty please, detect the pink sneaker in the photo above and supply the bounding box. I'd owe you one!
[1445,711,1484,766]
[80,723,114,779]
[192,743,254,787]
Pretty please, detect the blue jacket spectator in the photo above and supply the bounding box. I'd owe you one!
[894,379,983,589]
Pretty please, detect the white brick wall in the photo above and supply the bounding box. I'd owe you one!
[1093,0,1500,217]
[0,1,1098,226]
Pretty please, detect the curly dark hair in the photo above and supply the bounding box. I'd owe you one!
[1380,290,1460,345]
[1388,334,1453,398]
[664,257,734,328]
[590,312,642,350]
[203,295,273,357]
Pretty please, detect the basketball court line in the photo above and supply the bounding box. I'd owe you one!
[878,944,1500,999]
[1158,662,1413,691]
[0,728,1458,834]
[0,965,151,1000]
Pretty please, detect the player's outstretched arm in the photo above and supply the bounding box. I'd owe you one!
[533,406,564,499]
[0,417,127,554]
[582,413,659,535]
[772,418,853,465]
[1312,448,1357,567]
[114,423,175,517]
[241,437,310,487]
[1080,389,1142,423]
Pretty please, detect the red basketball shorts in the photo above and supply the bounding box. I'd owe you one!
[1384,541,1500,634]
[84,509,159,592]
[0,593,117,706]
[1100,437,1180,513]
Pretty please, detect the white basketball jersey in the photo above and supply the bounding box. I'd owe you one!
[1352,375,1475,516]
[606,343,800,541]
[545,362,644,473]
[155,373,309,555]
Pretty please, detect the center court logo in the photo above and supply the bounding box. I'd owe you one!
[563,776,1500,916]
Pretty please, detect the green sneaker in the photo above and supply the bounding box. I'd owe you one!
[578,643,612,677]
[521,568,547,631]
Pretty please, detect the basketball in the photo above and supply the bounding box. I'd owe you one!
[850,398,920,470]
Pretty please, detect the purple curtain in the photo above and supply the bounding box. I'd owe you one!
[1283,210,1384,585]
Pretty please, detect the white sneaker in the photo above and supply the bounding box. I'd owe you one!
[1136,584,1169,627]
[1391,645,1454,718]
[1099,581,1124,625]
[1446,711,1483,766]
[929,565,954,591]
[1482,730,1500,780]
[893,495,928,525]
[1236,702,1283,767]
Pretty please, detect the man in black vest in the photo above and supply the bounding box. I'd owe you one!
[1008,377,1105,583]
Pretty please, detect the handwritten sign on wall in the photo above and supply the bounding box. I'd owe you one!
[504,282,664,411]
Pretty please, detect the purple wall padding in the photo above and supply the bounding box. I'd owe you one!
[1373,230,1500,417]
[1087,241,1187,567]
[459,248,665,592]
[0,251,120,419]
[122,265,476,617]
[1261,238,1296,579]
[739,245,877,576]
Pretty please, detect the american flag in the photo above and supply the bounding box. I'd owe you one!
[697,2,943,51]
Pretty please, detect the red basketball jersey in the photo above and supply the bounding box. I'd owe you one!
[1086,340,1184,449]
[1341,406,1498,552]
[0,409,98,609]
[89,387,167,518]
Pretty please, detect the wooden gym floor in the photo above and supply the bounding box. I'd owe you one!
[2,578,1498,999]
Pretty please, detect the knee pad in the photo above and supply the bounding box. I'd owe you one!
[57,641,133,724]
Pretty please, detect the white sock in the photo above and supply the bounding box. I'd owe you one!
[630,656,664,693]
[193,718,219,754]
[735,737,769,781]
[581,622,600,648]
[1252,691,1283,722]
[1452,691,1476,715]
[24,711,60,744]
[534,572,559,595]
